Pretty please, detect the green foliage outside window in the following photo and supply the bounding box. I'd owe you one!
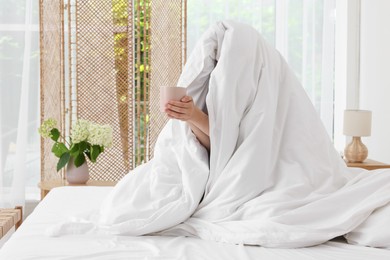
[112,0,151,167]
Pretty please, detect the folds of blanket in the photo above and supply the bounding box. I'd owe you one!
[48,20,390,248]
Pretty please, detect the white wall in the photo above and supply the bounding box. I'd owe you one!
[359,0,390,163]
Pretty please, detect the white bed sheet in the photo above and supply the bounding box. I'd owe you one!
[1,186,390,260]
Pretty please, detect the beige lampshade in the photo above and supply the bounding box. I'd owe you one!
[343,110,372,137]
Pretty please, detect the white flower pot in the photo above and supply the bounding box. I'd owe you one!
[66,157,89,184]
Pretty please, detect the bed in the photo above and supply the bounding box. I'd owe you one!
[0,186,389,260]
[3,20,390,259]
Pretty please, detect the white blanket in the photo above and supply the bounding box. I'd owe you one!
[49,21,390,248]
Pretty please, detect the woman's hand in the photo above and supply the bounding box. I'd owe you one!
[165,96,196,122]
[165,95,210,150]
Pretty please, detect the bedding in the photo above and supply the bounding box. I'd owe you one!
[44,20,390,248]
[1,187,390,260]
[345,198,390,247]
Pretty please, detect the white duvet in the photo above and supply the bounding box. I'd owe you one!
[49,21,390,248]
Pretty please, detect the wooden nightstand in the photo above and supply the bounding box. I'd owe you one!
[345,159,390,170]
[38,179,117,199]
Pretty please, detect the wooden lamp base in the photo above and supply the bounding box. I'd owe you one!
[344,136,368,163]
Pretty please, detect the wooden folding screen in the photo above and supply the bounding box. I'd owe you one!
[39,0,65,183]
[149,0,187,157]
[72,0,134,181]
[40,0,186,183]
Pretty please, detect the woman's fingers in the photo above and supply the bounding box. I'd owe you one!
[165,105,191,120]
[165,95,194,121]
[166,104,186,113]
[165,109,185,119]
[181,95,192,102]
[168,100,190,108]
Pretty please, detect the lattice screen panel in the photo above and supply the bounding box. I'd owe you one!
[73,0,134,181]
[40,0,186,184]
[149,0,186,157]
[39,0,65,183]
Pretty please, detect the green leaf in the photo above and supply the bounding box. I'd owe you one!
[90,145,101,163]
[69,143,79,157]
[74,153,86,167]
[57,152,70,172]
[51,143,68,158]
[50,128,60,142]
[78,141,88,153]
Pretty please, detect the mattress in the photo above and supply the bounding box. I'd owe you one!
[0,186,389,260]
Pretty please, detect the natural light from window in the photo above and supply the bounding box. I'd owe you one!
[0,0,40,205]
[187,0,336,139]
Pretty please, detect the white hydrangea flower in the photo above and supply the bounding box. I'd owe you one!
[71,119,90,144]
[38,118,57,138]
[87,123,113,148]
[100,125,113,148]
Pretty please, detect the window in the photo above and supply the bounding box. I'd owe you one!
[0,0,40,205]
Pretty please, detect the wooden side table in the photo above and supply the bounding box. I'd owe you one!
[38,179,117,199]
[0,207,23,239]
[345,159,390,170]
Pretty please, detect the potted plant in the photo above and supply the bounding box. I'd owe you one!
[38,118,113,184]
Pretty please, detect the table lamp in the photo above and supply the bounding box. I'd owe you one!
[343,110,372,163]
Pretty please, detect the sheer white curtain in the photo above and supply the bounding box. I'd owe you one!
[0,0,40,208]
[187,0,336,139]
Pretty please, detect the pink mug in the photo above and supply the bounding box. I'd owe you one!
[160,86,187,112]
